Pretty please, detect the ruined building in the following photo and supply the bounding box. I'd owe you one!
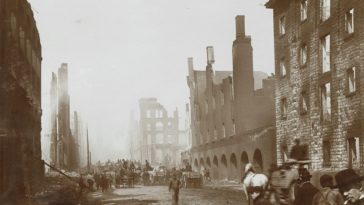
[0,0,43,199]
[137,98,186,167]
[266,0,364,171]
[50,73,58,167]
[187,16,275,180]
[49,63,80,171]
[70,111,81,170]
[58,63,71,169]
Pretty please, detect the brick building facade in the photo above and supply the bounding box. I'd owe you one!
[137,98,186,167]
[187,16,276,180]
[0,0,43,200]
[266,0,364,171]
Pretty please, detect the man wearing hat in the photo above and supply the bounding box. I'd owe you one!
[294,168,319,205]
[335,169,364,205]
[169,174,182,205]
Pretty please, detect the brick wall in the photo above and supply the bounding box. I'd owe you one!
[186,15,276,180]
[267,0,364,171]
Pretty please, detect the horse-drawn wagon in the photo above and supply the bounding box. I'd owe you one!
[150,165,168,185]
[181,171,202,188]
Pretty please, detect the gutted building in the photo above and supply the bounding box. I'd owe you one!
[138,98,186,168]
[49,63,80,171]
[266,0,364,171]
[187,16,276,180]
[0,0,43,200]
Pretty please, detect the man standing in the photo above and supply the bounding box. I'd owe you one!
[312,174,344,205]
[335,169,364,205]
[169,175,182,205]
[78,175,86,198]
[294,168,319,205]
[290,138,303,160]
[185,162,192,172]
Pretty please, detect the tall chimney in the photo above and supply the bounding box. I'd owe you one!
[206,46,215,65]
[188,57,194,75]
[236,15,246,38]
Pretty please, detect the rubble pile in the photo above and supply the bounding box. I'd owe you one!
[28,172,80,205]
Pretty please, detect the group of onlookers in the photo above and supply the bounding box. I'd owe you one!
[291,168,364,205]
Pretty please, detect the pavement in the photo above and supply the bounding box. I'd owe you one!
[83,182,247,205]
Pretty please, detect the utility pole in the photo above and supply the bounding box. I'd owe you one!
[87,127,90,172]
[89,152,92,169]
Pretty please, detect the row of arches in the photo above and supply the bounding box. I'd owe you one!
[193,149,263,180]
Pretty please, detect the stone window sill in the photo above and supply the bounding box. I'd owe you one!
[300,110,308,116]
[300,18,308,25]
[344,32,355,41]
[280,75,288,79]
[345,91,357,98]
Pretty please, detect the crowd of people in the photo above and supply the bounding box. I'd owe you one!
[245,139,364,205]
[74,159,207,204]
[73,148,364,205]
[282,167,364,205]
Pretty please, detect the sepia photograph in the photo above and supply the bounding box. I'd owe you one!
[1,0,364,204]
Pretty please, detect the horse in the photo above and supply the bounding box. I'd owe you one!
[242,163,269,204]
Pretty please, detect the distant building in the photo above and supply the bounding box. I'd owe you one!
[70,111,81,170]
[266,0,364,171]
[137,98,186,167]
[57,63,71,169]
[129,111,140,161]
[0,0,43,198]
[187,16,275,180]
[49,63,80,171]
[50,73,58,167]
[181,103,193,166]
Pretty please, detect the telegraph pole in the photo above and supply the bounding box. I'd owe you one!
[86,127,90,172]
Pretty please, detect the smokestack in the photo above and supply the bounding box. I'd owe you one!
[236,15,246,39]
[206,46,215,65]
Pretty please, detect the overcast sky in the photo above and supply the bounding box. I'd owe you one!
[28,0,274,163]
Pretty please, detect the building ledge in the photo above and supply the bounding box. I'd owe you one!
[265,0,290,9]
[265,0,277,8]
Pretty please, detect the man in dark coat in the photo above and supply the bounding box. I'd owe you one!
[335,169,364,205]
[145,160,152,171]
[169,175,182,205]
[294,168,319,205]
[290,138,303,160]
[185,162,192,172]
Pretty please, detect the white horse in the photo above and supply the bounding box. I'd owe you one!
[242,163,269,204]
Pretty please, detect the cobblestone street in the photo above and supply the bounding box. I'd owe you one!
[84,185,247,205]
